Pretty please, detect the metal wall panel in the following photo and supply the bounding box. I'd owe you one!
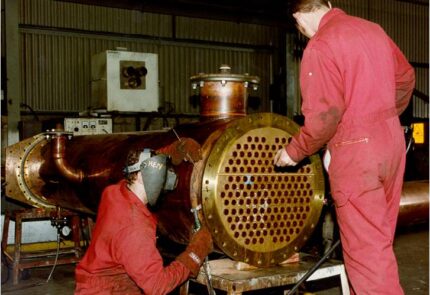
[18,0,427,117]
[335,0,370,19]
[413,67,429,118]
[335,0,428,62]
[412,97,429,119]
[175,16,278,46]
[414,65,429,118]
[19,0,278,45]
[20,29,272,113]
[336,4,429,65]
[19,0,172,37]
[18,0,276,114]
[369,0,428,118]
[1,0,5,59]
[368,0,428,62]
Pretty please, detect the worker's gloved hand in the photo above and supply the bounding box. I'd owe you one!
[273,148,298,167]
[176,226,213,277]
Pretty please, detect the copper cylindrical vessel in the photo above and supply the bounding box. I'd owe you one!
[191,65,259,119]
[6,113,325,267]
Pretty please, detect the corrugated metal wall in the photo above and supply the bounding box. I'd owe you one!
[20,0,172,37]
[335,0,429,118]
[17,0,429,118]
[333,0,428,61]
[19,0,278,114]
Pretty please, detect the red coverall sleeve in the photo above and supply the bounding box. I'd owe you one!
[286,46,346,162]
[389,39,415,115]
[113,225,190,295]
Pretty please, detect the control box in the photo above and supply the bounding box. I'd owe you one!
[64,118,113,135]
[91,50,159,112]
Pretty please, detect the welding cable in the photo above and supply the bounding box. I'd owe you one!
[46,231,61,283]
[286,240,341,295]
[405,136,413,154]
[404,126,414,155]
[203,257,216,295]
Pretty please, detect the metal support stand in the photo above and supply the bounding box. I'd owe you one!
[286,240,341,295]
[180,252,349,295]
[1,208,83,285]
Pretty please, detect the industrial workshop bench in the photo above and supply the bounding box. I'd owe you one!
[180,255,350,295]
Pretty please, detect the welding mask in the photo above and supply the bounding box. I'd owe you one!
[124,149,178,206]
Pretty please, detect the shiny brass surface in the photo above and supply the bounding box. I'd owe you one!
[202,113,325,267]
[6,134,55,209]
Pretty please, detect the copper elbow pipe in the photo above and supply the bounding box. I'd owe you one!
[51,134,85,183]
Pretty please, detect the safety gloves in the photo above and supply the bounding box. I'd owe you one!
[176,226,213,277]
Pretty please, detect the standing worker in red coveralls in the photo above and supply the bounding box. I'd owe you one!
[75,147,213,295]
[273,1,415,294]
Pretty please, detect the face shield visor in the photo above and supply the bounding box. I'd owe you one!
[124,149,178,206]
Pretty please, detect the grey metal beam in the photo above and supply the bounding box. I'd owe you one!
[285,32,299,119]
[5,0,21,145]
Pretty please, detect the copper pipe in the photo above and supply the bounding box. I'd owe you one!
[51,134,85,183]
[398,180,429,227]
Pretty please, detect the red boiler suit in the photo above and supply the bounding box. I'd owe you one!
[285,8,415,295]
[75,180,189,295]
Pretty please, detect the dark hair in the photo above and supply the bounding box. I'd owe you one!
[124,149,141,185]
[293,0,331,13]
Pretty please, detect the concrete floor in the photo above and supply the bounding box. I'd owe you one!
[1,224,428,295]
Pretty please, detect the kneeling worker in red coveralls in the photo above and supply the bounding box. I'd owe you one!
[75,148,213,294]
[274,1,415,294]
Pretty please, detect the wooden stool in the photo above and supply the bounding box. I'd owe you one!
[1,208,83,285]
